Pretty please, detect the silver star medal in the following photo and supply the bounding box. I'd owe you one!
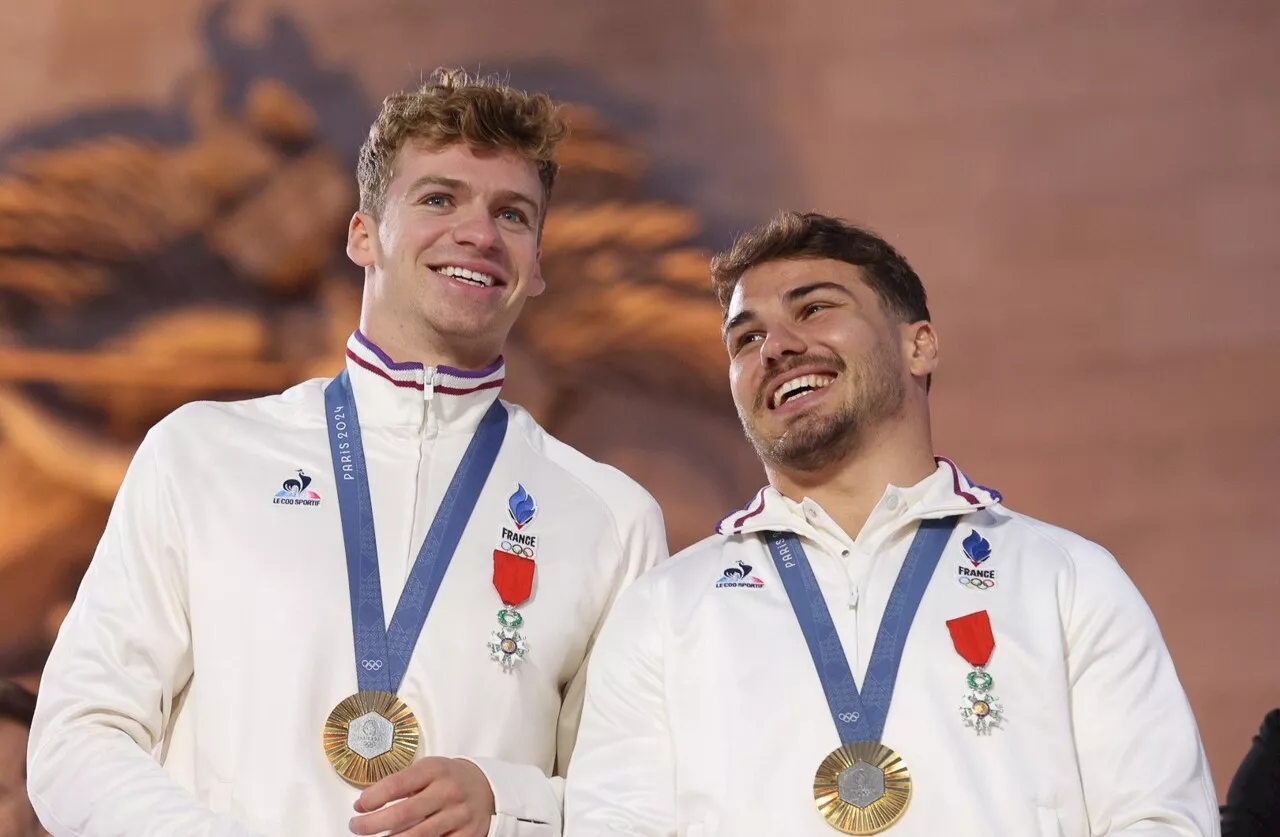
[959,667,1004,735]
[488,606,528,672]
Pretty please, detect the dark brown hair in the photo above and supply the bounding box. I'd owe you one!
[356,68,569,218]
[710,211,930,325]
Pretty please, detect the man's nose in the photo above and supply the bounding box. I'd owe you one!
[450,208,501,251]
[760,325,807,365]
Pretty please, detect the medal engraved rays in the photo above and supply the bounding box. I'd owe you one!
[324,691,420,787]
[814,742,912,835]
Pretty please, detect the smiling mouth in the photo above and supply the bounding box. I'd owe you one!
[769,373,836,409]
[433,264,501,288]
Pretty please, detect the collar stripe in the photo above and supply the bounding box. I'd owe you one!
[732,489,767,529]
[353,329,421,372]
[346,332,506,395]
[439,358,505,379]
[346,349,423,390]
[715,458,1000,536]
[436,380,504,396]
[937,456,981,506]
[353,328,505,380]
[716,488,767,534]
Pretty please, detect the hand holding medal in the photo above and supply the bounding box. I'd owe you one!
[348,756,495,837]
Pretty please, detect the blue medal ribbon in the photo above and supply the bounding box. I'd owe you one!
[765,516,958,744]
[325,368,507,695]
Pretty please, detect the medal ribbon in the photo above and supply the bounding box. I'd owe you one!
[492,550,535,607]
[945,610,994,668]
[766,516,958,744]
[326,369,508,695]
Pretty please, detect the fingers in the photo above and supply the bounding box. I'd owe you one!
[349,769,465,836]
[357,758,448,813]
[396,805,469,837]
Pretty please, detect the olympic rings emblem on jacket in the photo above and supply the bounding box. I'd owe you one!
[501,541,535,558]
[957,576,996,590]
[360,659,384,670]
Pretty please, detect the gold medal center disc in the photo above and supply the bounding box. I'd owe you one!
[323,691,420,787]
[813,742,911,834]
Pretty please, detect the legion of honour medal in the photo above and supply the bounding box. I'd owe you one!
[947,609,1004,735]
[489,484,537,671]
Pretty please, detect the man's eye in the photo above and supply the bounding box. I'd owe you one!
[499,208,530,225]
[422,194,452,207]
[736,333,763,350]
[802,302,828,316]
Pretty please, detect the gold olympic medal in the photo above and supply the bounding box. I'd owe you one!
[323,691,420,787]
[813,741,911,834]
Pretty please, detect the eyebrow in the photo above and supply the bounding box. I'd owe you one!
[407,174,466,196]
[721,281,855,341]
[784,281,856,303]
[407,176,541,215]
[722,309,758,342]
[496,188,542,216]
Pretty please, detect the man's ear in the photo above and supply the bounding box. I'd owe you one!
[527,249,545,298]
[347,211,376,268]
[905,320,939,379]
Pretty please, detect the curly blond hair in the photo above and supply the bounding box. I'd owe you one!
[356,68,568,218]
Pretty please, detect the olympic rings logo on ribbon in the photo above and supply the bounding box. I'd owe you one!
[500,541,535,558]
[957,576,996,590]
[837,711,860,723]
[360,659,384,670]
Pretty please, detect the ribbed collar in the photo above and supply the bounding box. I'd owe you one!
[342,330,506,431]
[716,457,1003,539]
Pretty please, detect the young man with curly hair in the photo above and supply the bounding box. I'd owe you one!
[29,69,667,837]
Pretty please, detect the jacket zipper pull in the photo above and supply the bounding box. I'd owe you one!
[424,369,439,401]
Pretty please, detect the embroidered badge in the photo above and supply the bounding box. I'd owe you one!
[508,483,537,529]
[273,469,321,506]
[715,560,765,589]
[956,529,995,590]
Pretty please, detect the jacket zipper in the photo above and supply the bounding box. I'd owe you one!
[408,367,441,582]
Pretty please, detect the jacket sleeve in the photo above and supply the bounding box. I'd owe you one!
[562,571,675,837]
[27,422,264,837]
[465,491,670,837]
[1061,539,1220,836]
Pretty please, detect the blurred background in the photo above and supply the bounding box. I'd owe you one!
[0,0,1275,803]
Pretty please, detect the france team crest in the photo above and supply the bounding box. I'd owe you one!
[508,484,537,529]
[962,530,991,565]
[957,530,996,590]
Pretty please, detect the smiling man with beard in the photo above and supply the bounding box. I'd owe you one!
[564,211,1218,836]
[27,70,668,837]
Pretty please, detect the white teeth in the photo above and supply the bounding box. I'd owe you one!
[437,265,496,287]
[771,374,835,409]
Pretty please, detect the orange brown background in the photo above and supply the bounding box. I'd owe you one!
[0,0,1276,803]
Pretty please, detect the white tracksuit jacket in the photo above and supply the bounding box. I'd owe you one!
[564,460,1219,837]
[27,330,669,837]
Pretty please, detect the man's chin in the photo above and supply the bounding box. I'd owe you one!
[751,417,855,472]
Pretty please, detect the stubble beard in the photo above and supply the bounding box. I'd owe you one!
[738,341,907,473]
